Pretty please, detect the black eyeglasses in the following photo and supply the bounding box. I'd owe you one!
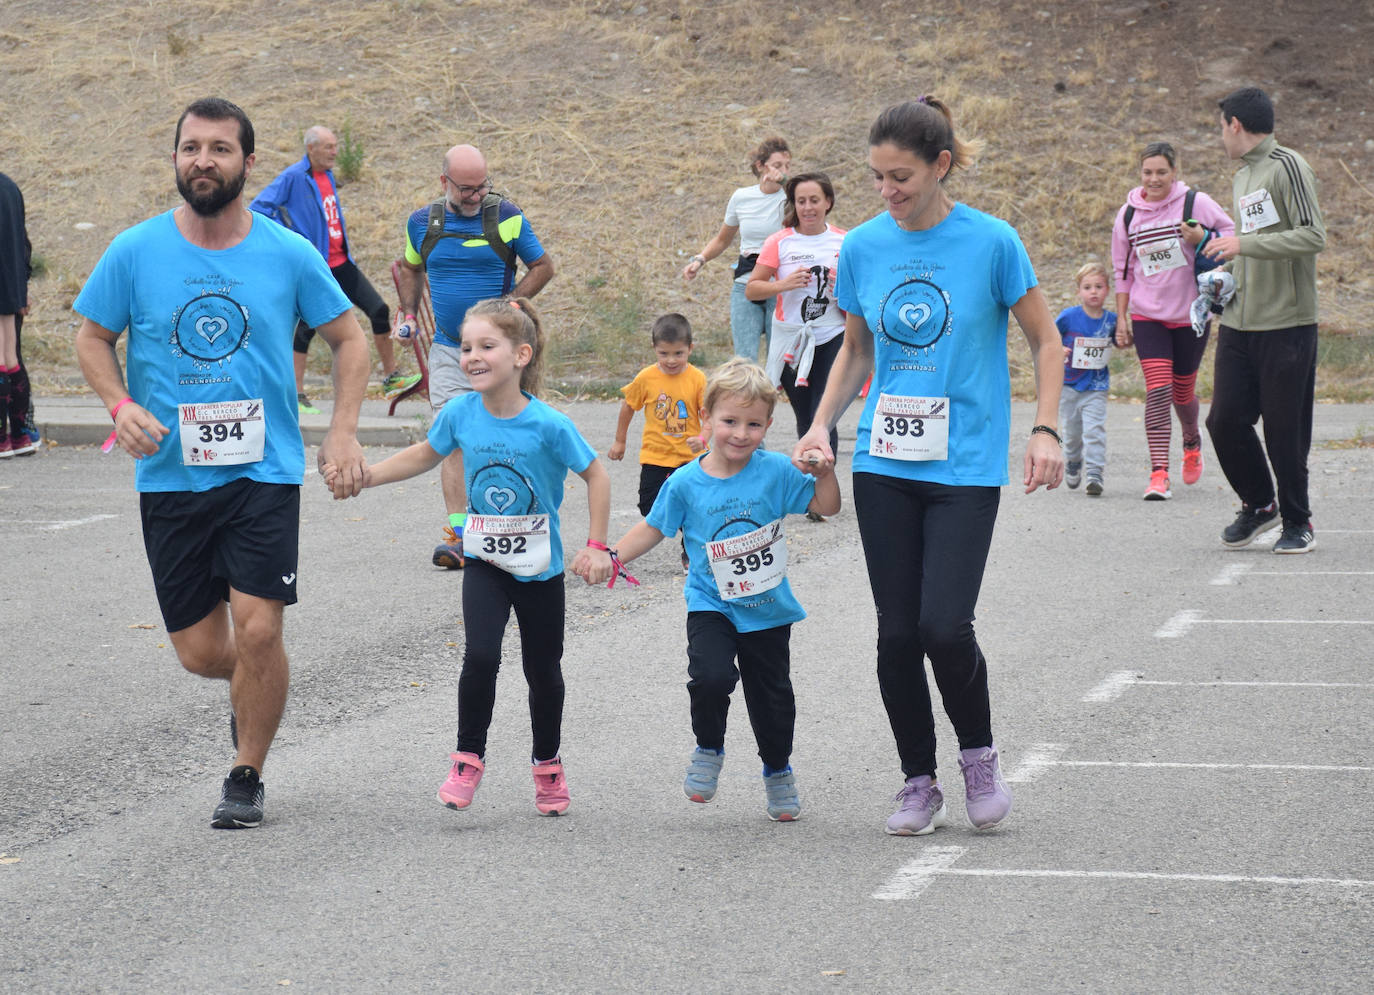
[443,174,492,197]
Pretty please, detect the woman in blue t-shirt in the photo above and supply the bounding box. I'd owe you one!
[791,98,1064,837]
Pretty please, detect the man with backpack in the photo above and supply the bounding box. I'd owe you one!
[395,143,556,568]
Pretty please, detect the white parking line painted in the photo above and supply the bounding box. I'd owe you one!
[872,847,967,900]
[1154,610,1202,637]
[1009,750,1373,776]
[1248,571,1373,577]
[1137,680,1374,689]
[1213,563,1374,584]
[873,846,1374,899]
[1082,670,1142,702]
[1210,563,1253,585]
[1004,744,1067,783]
[1156,612,1374,637]
[13,514,119,532]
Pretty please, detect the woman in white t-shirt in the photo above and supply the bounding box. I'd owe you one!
[745,172,846,462]
[682,137,791,362]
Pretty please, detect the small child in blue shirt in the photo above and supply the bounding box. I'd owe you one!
[581,358,840,822]
[1057,262,1118,495]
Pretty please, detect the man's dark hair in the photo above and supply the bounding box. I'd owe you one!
[651,312,692,346]
[1218,87,1274,135]
[174,97,255,156]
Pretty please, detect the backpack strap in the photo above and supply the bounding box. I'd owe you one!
[418,199,448,266]
[481,192,516,270]
[1118,205,1135,282]
[417,195,518,275]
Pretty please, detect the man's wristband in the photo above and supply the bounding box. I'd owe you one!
[1030,424,1062,445]
[690,254,706,266]
[109,397,134,421]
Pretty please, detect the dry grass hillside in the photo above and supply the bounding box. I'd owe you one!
[3,0,1372,398]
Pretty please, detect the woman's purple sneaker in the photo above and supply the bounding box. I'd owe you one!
[885,775,948,836]
[958,745,1012,830]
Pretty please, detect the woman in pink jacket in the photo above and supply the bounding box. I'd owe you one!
[1111,141,1234,500]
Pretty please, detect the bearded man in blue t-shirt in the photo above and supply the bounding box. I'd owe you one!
[74,97,370,832]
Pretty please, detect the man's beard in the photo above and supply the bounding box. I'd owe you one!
[176,167,247,217]
[448,196,481,218]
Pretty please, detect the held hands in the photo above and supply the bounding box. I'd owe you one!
[1114,314,1134,349]
[317,434,367,499]
[321,461,374,497]
[1023,433,1064,494]
[792,425,835,476]
[793,447,834,478]
[571,546,614,585]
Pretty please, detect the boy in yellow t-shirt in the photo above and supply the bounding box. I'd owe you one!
[610,313,707,569]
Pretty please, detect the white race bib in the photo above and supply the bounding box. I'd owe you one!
[1137,237,1187,277]
[178,399,265,467]
[870,394,949,461]
[706,520,787,601]
[1239,188,1280,234]
[1071,336,1112,370]
[464,514,552,577]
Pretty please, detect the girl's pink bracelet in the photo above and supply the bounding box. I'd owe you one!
[586,540,639,589]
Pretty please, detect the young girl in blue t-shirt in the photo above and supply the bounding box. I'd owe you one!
[328,297,613,816]
[581,358,840,822]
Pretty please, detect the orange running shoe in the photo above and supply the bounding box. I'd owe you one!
[1182,444,1203,485]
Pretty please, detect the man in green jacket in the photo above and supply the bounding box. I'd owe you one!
[1203,86,1326,554]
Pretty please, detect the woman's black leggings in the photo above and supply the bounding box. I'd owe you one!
[852,473,1000,778]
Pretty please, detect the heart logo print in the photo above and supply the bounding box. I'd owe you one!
[484,486,518,513]
[898,302,932,333]
[195,315,230,345]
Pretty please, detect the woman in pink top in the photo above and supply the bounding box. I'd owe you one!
[1111,141,1234,500]
[745,172,847,475]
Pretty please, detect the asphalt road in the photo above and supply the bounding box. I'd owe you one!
[3,398,1372,992]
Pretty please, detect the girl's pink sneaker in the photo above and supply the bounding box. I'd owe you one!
[532,758,570,816]
[437,752,484,809]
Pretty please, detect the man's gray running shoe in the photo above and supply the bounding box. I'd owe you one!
[1221,503,1279,547]
[211,765,264,829]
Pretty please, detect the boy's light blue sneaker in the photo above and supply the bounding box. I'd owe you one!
[1065,460,1082,489]
[763,766,801,822]
[684,747,723,803]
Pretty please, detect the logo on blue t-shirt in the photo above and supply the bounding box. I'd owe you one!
[877,276,951,352]
[711,516,767,542]
[172,292,251,364]
[470,462,538,515]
